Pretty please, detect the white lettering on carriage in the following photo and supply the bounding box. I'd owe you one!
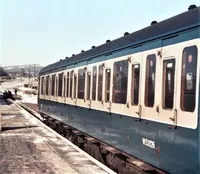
[142,138,155,149]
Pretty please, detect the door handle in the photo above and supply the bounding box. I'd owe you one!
[156,105,159,113]
[169,109,177,129]
[135,105,141,121]
[107,102,112,112]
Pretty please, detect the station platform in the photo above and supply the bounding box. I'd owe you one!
[0,99,116,174]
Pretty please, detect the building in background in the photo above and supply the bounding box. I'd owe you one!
[0,67,10,82]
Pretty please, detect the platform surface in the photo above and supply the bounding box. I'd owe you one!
[0,98,113,174]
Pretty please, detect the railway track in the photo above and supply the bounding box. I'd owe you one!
[19,102,167,174]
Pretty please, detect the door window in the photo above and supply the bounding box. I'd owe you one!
[131,64,140,105]
[145,54,156,107]
[105,69,111,102]
[163,59,175,109]
[181,46,197,112]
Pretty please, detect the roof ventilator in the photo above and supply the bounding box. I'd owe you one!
[151,21,157,25]
[124,32,129,36]
[106,40,111,43]
[188,5,196,10]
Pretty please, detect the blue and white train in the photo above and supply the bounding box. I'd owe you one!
[38,6,200,174]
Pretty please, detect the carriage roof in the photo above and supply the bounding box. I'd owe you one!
[40,6,200,75]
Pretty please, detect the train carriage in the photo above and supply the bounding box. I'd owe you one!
[38,6,200,173]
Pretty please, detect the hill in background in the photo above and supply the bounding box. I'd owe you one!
[0,67,9,76]
[3,64,43,77]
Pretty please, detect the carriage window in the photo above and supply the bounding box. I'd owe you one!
[113,60,128,104]
[163,59,175,109]
[87,72,91,100]
[46,76,49,95]
[145,54,156,107]
[78,69,85,99]
[105,69,111,102]
[74,74,77,98]
[64,76,66,97]
[181,46,197,112]
[56,77,58,96]
[131,64,140,105]
[41,77,44,95]
[92,66,97,100]
[52,74,55,96]
[66,72,69,97]
[58,73,63,97]
[98,65,103,101]
[70,71,73,98]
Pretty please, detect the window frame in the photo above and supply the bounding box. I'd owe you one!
[92,66,97,101]
[63,75,66,97]
[46,75,49,95]
[51,74,56,96]
[112,59,128,104]
[74,73,77,99]
[98,64,104,101]
[70,71,74,98]
[66,72,70,97]
[78,68,85,99]
[58,73,63,97]
[87,71,91,100]
[41,76,44,95]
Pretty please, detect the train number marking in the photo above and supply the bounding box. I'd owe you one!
[142,138,155,149]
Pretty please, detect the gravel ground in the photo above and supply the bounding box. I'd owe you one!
[0,100,58,174]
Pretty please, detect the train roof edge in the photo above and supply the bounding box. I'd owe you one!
[40,6,200,75]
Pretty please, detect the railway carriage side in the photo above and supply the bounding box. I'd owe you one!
[38,37,200,174]
[38,7,200,174]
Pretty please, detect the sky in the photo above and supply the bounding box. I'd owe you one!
[0,0,200,67]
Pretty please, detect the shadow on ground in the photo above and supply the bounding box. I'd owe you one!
[2,125,38,131]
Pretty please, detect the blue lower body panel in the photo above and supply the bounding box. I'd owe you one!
[38,99,199,174]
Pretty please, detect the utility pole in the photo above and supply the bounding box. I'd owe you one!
[33,63,36,79]
[28,66,31,88]
[21,68,24,82]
